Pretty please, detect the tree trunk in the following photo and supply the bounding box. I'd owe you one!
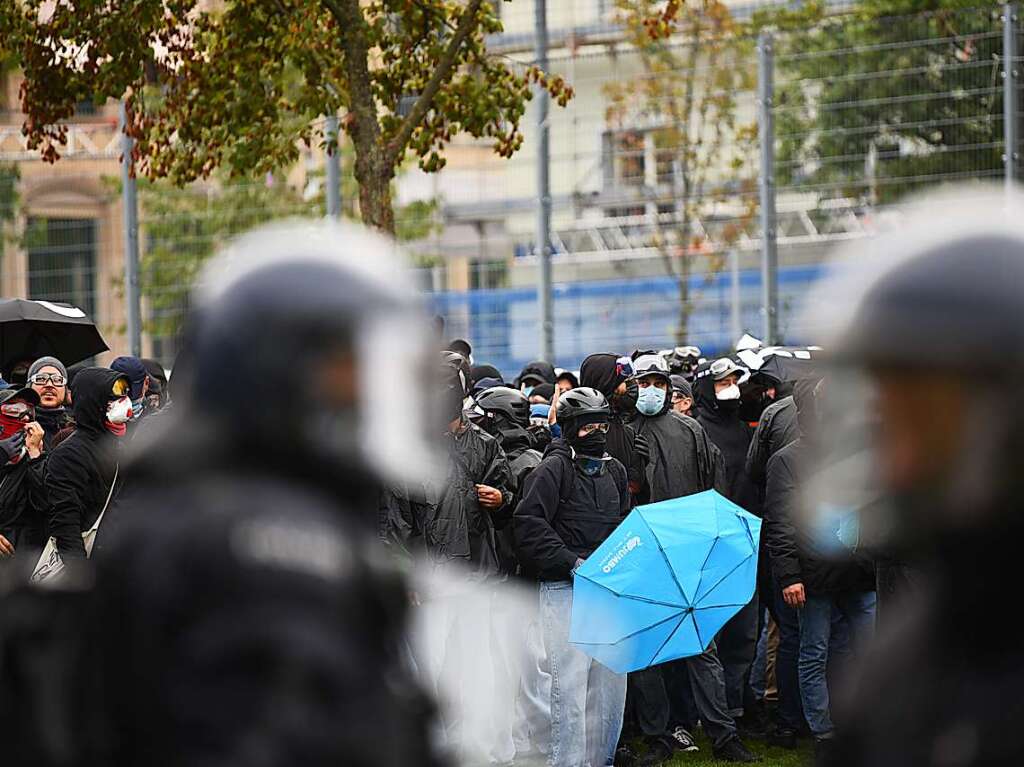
[676,251,691,344]
[353,147,396,234]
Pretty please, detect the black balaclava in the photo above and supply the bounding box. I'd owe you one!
[565,413,608,458]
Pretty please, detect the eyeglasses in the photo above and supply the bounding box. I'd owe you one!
[578,422,610,436]
[30,373,65,386]
[112,378,130,397]
[0,402,35,421]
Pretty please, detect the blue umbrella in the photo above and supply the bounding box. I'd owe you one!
[569,490,761,674]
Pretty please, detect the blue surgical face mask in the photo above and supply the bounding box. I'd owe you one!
[636,385,666,416]
[522,385,535,397]
[131,397,146,421]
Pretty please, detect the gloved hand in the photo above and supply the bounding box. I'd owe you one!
[0,431,25,464]
[634,432,651,464]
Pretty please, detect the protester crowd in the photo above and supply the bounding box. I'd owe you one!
[2,199,1020,767]
[380,337,877,767]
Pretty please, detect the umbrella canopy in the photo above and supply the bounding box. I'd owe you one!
[0,299,108,372]
[736,345,824,385]
[569,490,761,674]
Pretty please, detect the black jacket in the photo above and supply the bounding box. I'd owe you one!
[606,416,649,505]
[632,411,725,503]
[0,413,445,767]
[490,424,543,576]
[695,385,760,516]
[763,438,874,594]
[380,420,512,578]
[513,439,629,581]
[0,455,48,554]
[44,369,124,560]
[744,396,799,490]
[832,531,1024,767]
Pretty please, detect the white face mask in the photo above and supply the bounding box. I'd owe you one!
[106,396,133,425]
[715,383,741,401]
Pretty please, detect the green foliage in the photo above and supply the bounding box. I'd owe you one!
[764,0,1005,202]
[1,0,572,231]
[606,0,760,342]
[138,176,319,338]
[138,169,439,340]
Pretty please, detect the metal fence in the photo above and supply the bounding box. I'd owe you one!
[0,2,1018,377]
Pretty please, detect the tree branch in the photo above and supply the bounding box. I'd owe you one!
[321,0,380,154]
[383,0,485,167]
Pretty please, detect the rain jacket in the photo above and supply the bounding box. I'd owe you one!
[745,395,799,490]
[43,368,123,560]
[380,419,512,578]
[514,439,630,581]
[0,455,48,554]
[764,438,874,594]
[631,411,725,503]
[490,424,543,576]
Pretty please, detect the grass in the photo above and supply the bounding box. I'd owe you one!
[664,731,812,766]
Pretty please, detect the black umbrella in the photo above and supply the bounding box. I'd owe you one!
[737,345,824,384]
[0,299,109,373]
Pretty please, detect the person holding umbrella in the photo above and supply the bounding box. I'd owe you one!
[514,387,630,767]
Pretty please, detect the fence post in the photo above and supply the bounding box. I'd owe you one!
[730,249,742,344]
[1005,3,1019,194]
[119,100,142,358]
[325,113,341,220]
[535,0,555,363]
[757,31,779,345]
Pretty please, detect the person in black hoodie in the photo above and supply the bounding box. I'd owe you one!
[472,385,543,576]
[694,357,764,733]
[514,387,630,767]
[578,352,650,506]
[765,377,875,764]
[44,368,129,563]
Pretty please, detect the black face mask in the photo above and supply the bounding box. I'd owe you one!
[611,379,638,414]
[716,397,742,415]
[569,431,607,458]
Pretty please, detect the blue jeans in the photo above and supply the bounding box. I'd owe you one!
[770,581,804,732]
[540,580,627,767]
[797,591,876,737]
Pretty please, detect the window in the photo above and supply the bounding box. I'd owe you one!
[26,217,97,317]
[612,130,646,188]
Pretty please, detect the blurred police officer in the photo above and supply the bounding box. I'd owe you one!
[0,222,446,767]
[804,190,1024,767]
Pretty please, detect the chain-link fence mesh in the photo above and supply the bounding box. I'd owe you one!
[0,3,1018,378]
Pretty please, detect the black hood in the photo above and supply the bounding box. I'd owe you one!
[71,367,126,434]
[495,422,535,457]
[471,364,502,385]
[579,353,623,398]
[518,360,556,386]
